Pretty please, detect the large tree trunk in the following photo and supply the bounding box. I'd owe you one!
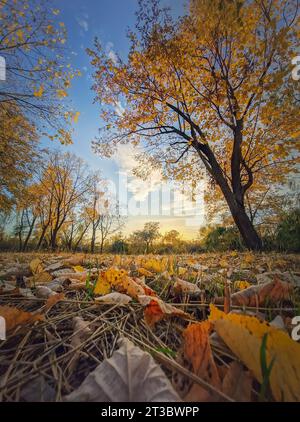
[226,197,262,250]
[195,143,262,250]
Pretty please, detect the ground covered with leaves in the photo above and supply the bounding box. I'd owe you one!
[0,252,299,402]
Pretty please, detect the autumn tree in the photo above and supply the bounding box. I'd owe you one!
[96,202,124,253]
[89,0,300,250]
[163,229,181,245]
[205,169,298,236]
[14,182,41,251]
[35,151,93,250]
[0,103,39,211]
[61,209,91,251]
[0,0,80,142]
[131,222,161,253]
[84,174,106,253]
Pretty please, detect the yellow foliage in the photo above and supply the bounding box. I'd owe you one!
[138,268,154,277]
[73,265,85,273]
[33,85,44,98]
[30,258,44,274]
[219,259,228,268]
[234,280,251,290]
[93,273,112,295]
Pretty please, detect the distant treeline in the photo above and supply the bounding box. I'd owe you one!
[1,209,299,254]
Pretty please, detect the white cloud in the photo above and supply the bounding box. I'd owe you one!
[106,41,118,64]
[77,14,89,32]
[114,144,162,201]
[108,50,118,64]
[112,145,205,222]
[114,101,125,117]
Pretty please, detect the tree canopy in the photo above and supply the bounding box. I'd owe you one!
[88,0,300,249]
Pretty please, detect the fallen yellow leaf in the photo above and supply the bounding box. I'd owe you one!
[209,305,300,401]
[94,272,112,295]
[30,258,44,274]
[234,280,251,290]
[73,265,85,273]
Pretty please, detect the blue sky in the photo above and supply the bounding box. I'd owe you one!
[42,0,205,238]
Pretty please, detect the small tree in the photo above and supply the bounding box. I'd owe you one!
[131,222,160,253]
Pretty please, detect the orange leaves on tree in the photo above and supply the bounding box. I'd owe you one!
[56,89,68,98]
[72,111,80,123]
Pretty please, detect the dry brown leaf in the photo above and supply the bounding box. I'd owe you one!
[0,305,44,331]
[45,292,65,311]
[173,278,201,295]
[56,272,87,281]
[65,337,180,402]
[133,276,157,297]
[35,286,56,299]
[113,275,146,299]
[67,316,92,374]
[95,292,132,304]
[63,255,84,266]
[221,361,253,402]
[224,280,231,314]
[178,321,221,401]
[215,278,292,307]
[95,268,154,299]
